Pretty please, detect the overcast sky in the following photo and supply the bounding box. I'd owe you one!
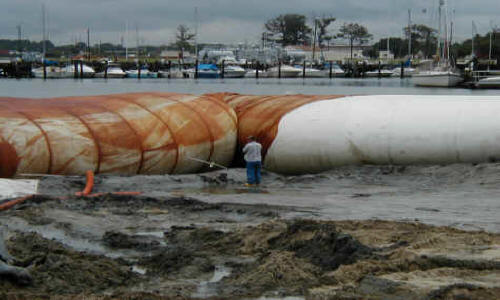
[1,0,499,46]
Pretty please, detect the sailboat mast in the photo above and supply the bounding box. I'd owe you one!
[489,30,492,71]
[125,22,129,61]
[408,9,412,58]
[437,0,442,60]
[443,0,449,63]
[136,24,139,61]
[87,27,90,60]
[194,7,198,59]
[312,18,318,62]
[42,3,46,59]
[471,21,475,57]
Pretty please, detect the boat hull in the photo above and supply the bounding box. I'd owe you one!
[411,72,463,87]
[476,77,500,89]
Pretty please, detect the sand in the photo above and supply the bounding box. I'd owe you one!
[0,163,499,299]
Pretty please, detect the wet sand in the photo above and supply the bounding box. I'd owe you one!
[1,163,499,299]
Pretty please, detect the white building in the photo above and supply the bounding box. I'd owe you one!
[283,45,369,63]
[378,50,394,60]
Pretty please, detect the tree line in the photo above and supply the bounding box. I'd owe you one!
[1,13,497,62]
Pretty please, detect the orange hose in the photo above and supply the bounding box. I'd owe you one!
[0,195,34,211]
[75,170,94,196]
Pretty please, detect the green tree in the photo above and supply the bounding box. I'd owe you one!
[404,24,437,58]
[175,24,195,52]
[337,23,372,59]
[264,14,311,46]
[316,17,336,47]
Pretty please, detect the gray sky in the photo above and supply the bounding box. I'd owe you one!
[1,0,499,46]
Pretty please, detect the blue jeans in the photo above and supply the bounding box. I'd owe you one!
[246,161,262,185]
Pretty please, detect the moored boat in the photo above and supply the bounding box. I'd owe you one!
[365,69,394,78]
[186,64,220,79]
[411,70,463,87]
[95,65,126,78]
[476,76,500,89]
[266,65,302,78]
[126,68,158,78]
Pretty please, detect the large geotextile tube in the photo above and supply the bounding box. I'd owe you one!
[0,92,237,177]
[217,94,500,175]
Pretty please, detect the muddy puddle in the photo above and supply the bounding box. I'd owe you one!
[1,163,500,299]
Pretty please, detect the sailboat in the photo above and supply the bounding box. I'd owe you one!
[411,0,463,87]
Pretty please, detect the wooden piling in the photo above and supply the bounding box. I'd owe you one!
[137,61,141,79]
[79,61,84,78]
[256,61,259,79]
[104,62,108,79]
[278,61,282,78]
[42,60,47,79]
[400,62,404,79]
[302,61,306,78]
[73,61,78,78]
[329,61,333,78]
[195,59,199,79]
[221,59,225,79]
[378,61,381,78]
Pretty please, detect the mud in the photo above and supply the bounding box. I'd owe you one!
[0,164,499,299]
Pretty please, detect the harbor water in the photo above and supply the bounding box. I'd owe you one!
[1,77,500,98]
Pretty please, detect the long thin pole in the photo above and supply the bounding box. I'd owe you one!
[471,21,475,57]
[42,3,46,60]
[437,0,442,60]
[136,24,139,61]
[312,18,317,62]
[87,27,90,60]
[194,7,198,59]
[125,22,129,61]
[489,31,492,71]
[408,9,412,58]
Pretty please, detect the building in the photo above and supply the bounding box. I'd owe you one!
[284,45,369,64]
[378,50,394,60]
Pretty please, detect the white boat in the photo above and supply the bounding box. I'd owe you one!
[126,68,158,78]
[302,68,327,78]
[391,67,417,77]
[411,70,463,87]
[411,0,463,87]
[244,69,267,78]
[32,66,67,78]
[157,69,185,78]
[266,65,302,78]
[222,65,246,78]
[476,76,500,89]
[328,64,346,77]
[365,69,394,78]
[63,64,96,78]
[95,65,126,78]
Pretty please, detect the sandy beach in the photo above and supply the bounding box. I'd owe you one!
[1,163,499,299]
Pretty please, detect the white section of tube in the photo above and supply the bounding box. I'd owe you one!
[264,95,500,174]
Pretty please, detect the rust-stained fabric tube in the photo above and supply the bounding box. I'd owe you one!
[0,92,237,177]
[209,93,344,158]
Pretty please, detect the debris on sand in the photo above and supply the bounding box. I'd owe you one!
[0,183,498,299]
